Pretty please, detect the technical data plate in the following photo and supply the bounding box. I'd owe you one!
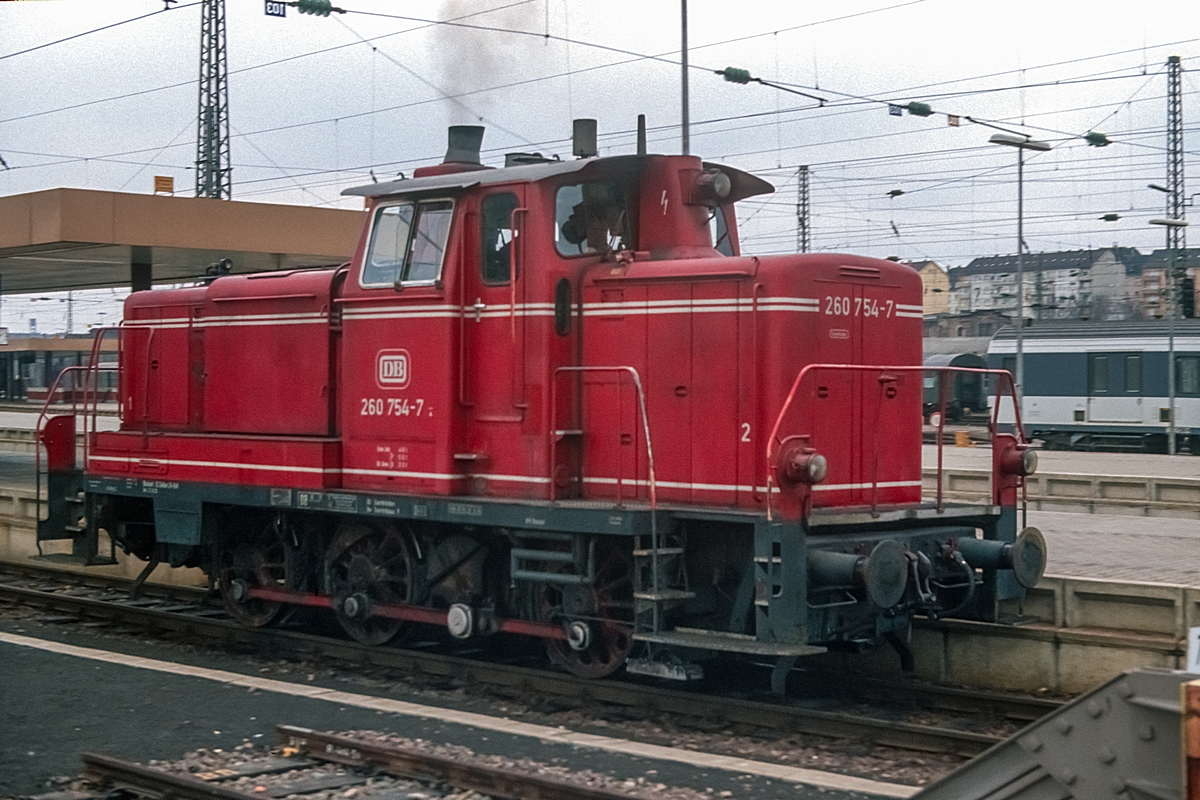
[84,476,671,536]
[634,627,827,656]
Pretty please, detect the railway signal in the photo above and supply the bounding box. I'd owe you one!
[293,0,343,16]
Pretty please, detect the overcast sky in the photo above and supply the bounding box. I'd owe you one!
[2,0,1200,331]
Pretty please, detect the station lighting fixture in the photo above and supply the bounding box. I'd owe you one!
[1149,216,1190,455]
[989,133,1052,152]
[988,133,1052,411]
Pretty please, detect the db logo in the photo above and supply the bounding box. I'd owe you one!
[376,349,410,389]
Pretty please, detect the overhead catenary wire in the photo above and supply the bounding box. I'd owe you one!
[3,1,1197,270]
[0,2,200,61]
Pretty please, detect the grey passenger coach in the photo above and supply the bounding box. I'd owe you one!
[986,320,1200,453]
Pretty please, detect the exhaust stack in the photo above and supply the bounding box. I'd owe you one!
[573,118,598,158]
[445,125,485,165]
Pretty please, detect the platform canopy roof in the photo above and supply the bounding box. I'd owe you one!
[0,188,365,294]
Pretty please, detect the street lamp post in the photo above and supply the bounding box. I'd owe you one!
[1150,217,1189,455]
[988,134,1052,415]
[680,0,689,154]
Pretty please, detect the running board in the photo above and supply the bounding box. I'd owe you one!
[633,627,827,656]
[625,658,704,681]
[29,551,118,567]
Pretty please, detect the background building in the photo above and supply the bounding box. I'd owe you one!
[913,260,950,315]
[948,248,1144,321]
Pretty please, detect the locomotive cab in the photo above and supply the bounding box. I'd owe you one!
[39,121,1045,685]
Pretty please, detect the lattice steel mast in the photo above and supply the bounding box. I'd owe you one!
[796,165,810,253]
[1167,56,1186,255]
[195,0,231,199]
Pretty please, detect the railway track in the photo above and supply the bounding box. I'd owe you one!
[81,725,640,800]
[0,559,1058,759]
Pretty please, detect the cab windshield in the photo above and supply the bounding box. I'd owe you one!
[362,199,454,287]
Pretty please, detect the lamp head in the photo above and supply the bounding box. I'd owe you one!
[989,133,1051,151]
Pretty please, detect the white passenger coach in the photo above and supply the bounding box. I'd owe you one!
[986,320,1200,453]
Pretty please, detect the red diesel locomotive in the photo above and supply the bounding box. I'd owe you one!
[38,122,1046,680]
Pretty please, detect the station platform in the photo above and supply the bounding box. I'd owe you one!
[923,443,1200,480]
[0,619,910,799]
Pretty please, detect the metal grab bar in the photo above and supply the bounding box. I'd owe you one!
[34,326,121,523]
[81,326,121,468]
[765,364,1025,520]
[550,365,661,626]
[550,365,657,510]
[34,363,117,523]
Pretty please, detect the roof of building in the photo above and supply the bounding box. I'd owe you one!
[910,259,942,272]
[0,188,364,294]
[1137,247,1200,272]
[952,247,1146,278]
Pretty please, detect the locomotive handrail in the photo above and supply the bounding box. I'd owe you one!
[766,364,1026,520]
[510,206,529,410]
[551,364,661,627]
[550,365,657,511]
[81,326,121,468]
[34,326,121,519]
[34,362,117,523]
[35,365,86,514]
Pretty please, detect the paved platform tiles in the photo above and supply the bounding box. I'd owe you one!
[0,622,911,799]
[923,443,1200,479]
[1034,508,1200,586]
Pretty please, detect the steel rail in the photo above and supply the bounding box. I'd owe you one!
[82,751,259,800]
[278,724,639,800]
[0,560,1024,757]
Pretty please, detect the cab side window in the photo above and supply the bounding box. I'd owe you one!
[481,193,519,284]
[709,206,733,256]
[361,199,454,287]
[555,182,629,256]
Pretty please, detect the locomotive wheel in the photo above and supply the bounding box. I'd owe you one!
[217,515,297,628]
[327,522,416,646]
[540,538,635,679]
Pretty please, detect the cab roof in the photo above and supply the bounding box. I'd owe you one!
[342,155,774,204]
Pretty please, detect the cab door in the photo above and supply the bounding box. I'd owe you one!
[459,187,530,493]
